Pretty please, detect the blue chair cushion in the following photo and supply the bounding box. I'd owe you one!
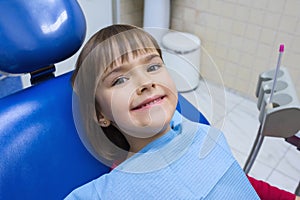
[0,0,86,74]
[0,73,109,199]
[0,72,209,199]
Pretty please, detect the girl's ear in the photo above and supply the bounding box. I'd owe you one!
[95,103,111,127]
[98,117,111,127]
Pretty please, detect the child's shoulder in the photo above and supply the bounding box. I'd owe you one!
[64,179,100,200]
[180,114,221,137]
[180,116,233,157]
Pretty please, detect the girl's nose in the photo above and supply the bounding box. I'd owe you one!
[136,82,155,95]
[134,67,156,95]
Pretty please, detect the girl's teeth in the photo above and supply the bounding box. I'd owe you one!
[143,99,158,107]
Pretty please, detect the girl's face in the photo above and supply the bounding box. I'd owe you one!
[95,51,178,139]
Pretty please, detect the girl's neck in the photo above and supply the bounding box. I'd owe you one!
[125,125,171,156]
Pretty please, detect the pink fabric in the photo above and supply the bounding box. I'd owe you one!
[247,175,295,200]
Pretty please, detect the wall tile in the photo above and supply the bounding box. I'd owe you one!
[227,49,240,63]
[243,38,258,55]
[171,18,183,31]
[278,15,298,34]
[237,0,252,7]
[230,35,244,49]
[256,43,272,59]
[252,0,270,10]
[224,62,239,76]
[291,36,300,54]
[249,8,265,25]
[219,17,233,32]
[194,24,207,40]
[263,12,281,29]
[232,21,247,36]
[196,12,209,26]
[119,0,300,98]
[119,0,143,27]
[296,21,300,36]
[171,3,184,19]
[196,0,210,12]
[260,28,276,45]
[234,5,250,22]
[244,24,262,41]
[183,7,197,22]
[205,27,219,42]
[253,58,270,73]
[220,2,236,18]
[284,0,300,17]
[209,0,224,15]
[284,53,300,70]
[237,67,252,80]
[182,22,196,35]
[216,45,229,59]
[205,13,220,29]
[266,0,286,13]
[214,57,226,73]
[239,53,254,68]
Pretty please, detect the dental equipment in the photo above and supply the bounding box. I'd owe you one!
[269,44,284,105]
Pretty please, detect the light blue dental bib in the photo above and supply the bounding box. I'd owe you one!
[65,112,259,199]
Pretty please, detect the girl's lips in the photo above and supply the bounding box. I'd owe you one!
[131,95,166,111]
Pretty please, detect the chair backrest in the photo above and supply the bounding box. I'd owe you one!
[0,74,208,199]
[0,72,111,199]
[0,0,86,74]
[0,1,209,199]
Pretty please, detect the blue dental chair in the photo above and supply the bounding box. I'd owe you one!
[0,1,209,199]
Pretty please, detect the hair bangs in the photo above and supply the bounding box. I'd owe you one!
[103,28,162,73]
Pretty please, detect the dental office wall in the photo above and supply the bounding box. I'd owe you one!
[118,0,300,99]
[119,0,144,27]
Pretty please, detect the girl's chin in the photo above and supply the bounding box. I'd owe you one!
[131,107,171,124]
[117,119,171,139]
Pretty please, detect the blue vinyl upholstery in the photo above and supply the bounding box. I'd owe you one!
[0,0,86,73]
[0,73,208,199]
[0,72,110,199]
[0,1,209,199]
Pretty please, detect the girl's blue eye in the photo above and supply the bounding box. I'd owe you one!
[112,77,128,86]
[147,64,161,72]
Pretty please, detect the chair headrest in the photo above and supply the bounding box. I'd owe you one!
[0,0,86,74]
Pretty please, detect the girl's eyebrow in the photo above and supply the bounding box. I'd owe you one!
[143,53,160,62]
[102,53,160,81]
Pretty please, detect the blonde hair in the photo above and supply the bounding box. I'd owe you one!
[72,24,162,164]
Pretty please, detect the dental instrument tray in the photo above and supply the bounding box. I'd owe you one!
[256,67,300,138]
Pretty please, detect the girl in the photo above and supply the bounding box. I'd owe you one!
[67,24,297,200]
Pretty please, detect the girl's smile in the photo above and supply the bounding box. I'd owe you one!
[131,95,166,111]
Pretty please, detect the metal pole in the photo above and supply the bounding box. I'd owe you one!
[243,125,265,174]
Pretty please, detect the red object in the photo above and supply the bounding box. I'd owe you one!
[247,175,295,200]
